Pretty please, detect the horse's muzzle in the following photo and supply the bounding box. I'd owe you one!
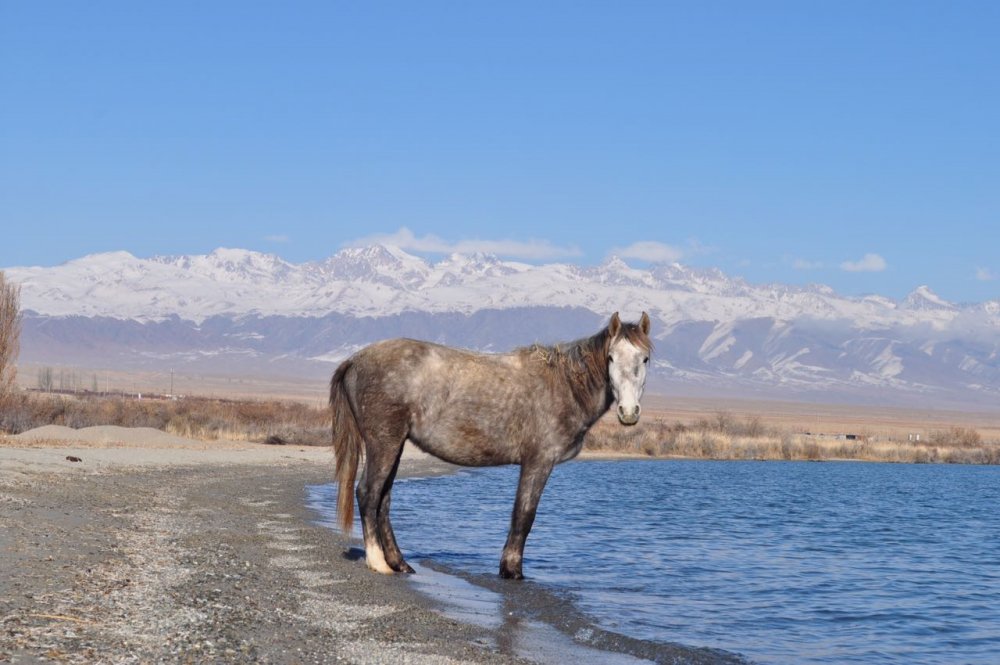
[617,404,641,426]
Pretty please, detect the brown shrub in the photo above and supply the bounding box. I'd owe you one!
[928,427,983,448]
[0,391,331,446]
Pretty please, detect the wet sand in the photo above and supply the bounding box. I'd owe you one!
[1,432,743,664]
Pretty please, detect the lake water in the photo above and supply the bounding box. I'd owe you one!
[309,460,1000,664]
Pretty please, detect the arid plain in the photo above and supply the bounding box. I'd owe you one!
[12,361,1000,460]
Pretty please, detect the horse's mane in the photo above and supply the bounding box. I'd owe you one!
[615,322,654,354]
[517,322,651,411]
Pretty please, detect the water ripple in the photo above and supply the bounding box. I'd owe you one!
[315,460,1000,664]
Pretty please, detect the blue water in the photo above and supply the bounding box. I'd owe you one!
[312,461,1000,664]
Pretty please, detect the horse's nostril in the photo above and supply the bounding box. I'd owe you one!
[618,405,626,416]
[635,405,641,416]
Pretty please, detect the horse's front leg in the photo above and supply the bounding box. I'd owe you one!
[500,458,555,580]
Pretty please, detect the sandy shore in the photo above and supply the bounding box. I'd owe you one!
[1,429,741,664]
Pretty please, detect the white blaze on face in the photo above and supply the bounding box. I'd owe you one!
[609,337,648,425]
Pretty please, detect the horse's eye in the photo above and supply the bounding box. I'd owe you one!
[607,355,614,363]
[643,357,649,364]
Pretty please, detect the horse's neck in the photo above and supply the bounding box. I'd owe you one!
[559,333,613,424]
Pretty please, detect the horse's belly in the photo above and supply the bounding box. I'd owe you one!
[406,387,539,466]
[407,428,520,467]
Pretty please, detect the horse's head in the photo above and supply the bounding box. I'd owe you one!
[607,311,652,426]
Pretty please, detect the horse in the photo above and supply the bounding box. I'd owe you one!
[330,312,652,579]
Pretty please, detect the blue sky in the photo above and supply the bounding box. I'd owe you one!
[2,1,998,302]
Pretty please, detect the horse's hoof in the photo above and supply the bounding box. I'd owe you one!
[397,562,415,574]
[366,560,395,575]
[499,567,524,580]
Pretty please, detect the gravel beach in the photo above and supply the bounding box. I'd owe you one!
[1,429,743,664]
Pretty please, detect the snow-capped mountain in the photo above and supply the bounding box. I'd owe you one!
[7,246,1000,407]
[901,285,959,312]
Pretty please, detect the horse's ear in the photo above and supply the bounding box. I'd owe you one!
[609,312,621,338]
[640,311,651,335]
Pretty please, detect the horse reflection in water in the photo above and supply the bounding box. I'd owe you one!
[330,312,652,579]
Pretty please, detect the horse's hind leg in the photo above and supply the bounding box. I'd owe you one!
[371,444,413,573]
[356,427,408,574]
[377,474,414,574]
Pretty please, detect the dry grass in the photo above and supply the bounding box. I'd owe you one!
[0,391,330,446]
[584,411,1000,465]
[3,392,999,465]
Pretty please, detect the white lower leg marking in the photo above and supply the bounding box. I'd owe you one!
[364,536,394,574]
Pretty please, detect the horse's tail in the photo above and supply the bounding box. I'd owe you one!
[330,360,362,534]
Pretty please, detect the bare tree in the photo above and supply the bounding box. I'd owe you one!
[0,271,22,404]
[38,366,54,392]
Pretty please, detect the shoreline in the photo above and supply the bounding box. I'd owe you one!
[1,435,743,664]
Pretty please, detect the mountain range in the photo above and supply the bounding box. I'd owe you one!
[7,246,1000,408]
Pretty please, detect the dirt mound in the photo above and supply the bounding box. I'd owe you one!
[13,425,213,448]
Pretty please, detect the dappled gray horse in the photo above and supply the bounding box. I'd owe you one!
[330,312,652,579]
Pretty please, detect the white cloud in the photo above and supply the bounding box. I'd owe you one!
[345,227,582,261]
[840,253,887,273]
[610,240,684,263]
[975,267,996,281]
[792,258,823,270]
[264,234,290,243]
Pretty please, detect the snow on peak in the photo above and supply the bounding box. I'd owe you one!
[432,251,519,281]
[152,247,295,284]
[902,285,955,311]
[329,244,428,269]
[317,244,430,289]
[601,256,631,271]
[61,250,138,268]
